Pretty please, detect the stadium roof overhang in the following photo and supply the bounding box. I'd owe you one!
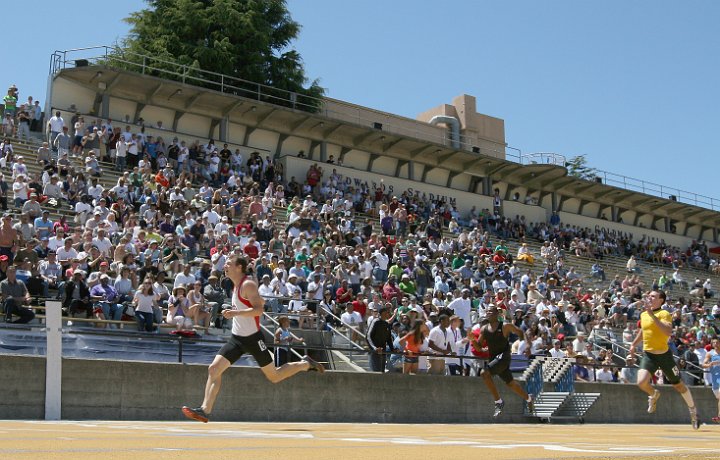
[55,66,720,230]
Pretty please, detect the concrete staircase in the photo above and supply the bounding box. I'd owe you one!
[524,356,601,422]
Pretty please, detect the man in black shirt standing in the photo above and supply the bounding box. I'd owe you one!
[367,306,395,372]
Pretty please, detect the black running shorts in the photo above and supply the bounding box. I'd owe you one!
[218,331,273,367]
[486,351,514,383]
[639,349,681,385]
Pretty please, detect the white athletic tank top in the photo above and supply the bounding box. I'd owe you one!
[231,277,261,337]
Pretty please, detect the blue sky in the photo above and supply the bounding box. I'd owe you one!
[5,1,719,206]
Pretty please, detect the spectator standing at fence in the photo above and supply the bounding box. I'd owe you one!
[182,254,324,424]
[273,315,305,366]
[133,279,158,332]
[367,306,395,372]
[629,290,699,429]
[399,319,428,375]
[702,338,720,423]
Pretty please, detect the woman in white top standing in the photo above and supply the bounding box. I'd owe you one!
[134,279,159,332]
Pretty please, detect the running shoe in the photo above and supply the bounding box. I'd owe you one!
[303,355,325,373]
[526,394,535,414]
[493,400,505,419]
[647,390,661,414]
[182,406,209,423]
[689,406,699,430]
[711,416,720,424]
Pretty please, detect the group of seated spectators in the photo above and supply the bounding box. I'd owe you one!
[0,93,718,386]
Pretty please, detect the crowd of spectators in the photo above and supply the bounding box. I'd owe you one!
[0,89,718,386]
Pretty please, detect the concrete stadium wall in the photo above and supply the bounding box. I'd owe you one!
[2,354,716,424]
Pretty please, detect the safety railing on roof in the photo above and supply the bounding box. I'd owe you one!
[49,47,720,212]
[521,152,567,167]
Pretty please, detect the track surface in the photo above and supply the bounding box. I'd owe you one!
[0,420,717,459]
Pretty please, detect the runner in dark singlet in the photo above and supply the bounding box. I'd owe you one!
[473,305,534,418]
[182,254,324,423]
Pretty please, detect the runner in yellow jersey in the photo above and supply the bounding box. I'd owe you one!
[628,290,698,429]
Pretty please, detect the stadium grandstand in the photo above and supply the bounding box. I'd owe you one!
[1,46,720,436]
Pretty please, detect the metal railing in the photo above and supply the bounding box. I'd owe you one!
[521,152,567,167]
[48,46,720,212]
[47,46,512,155]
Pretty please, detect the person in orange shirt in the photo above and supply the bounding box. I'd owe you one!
[629,290,698,429]
[155,170,169,188]
[399,319,429,375]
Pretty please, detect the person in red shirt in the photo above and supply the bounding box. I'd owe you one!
[493,250,506,264]
[351,292,368,323]
[478,242,492,257]
[382,275,402,304]
[468,321,491,361]
[336,279,354,305]
[235,222,252,236]
[243,238,259,260]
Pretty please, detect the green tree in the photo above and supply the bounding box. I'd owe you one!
[565,155,598,181]
[112,0,324,111]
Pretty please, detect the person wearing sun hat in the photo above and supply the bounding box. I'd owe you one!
[167,284,194,331]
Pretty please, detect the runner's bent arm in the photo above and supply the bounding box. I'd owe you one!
[503,322,523,337]
[629,329,643,356]
[228,281,264,318]
[702,352,714,369]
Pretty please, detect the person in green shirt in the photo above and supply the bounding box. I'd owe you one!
[3,92,17,116]
[395,296,413,318]
[398,274,416,297]
[494,240,509,255]
[388,260,404,280]
[451,254,466,270]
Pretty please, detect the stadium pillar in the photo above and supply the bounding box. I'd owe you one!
[209,119,220,140]
[100,94,110,119]
[713,228,718,243]
[172,112,184,132]
[446,171,459,188]
[219,117,229,142]
[367,154,380,171]
[482,177,491,196]
[551,192,558,212]
[45,301,62,420]
[408,161,415,181]
[611,206,618,222]
[133,103,145,125]
[338,147,351,164]
[319,141,328,163]
[274,134,288,160]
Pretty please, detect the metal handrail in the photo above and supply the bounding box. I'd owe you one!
[521,152,567,167]
[258,320,304,361]
[590,331,706,373]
